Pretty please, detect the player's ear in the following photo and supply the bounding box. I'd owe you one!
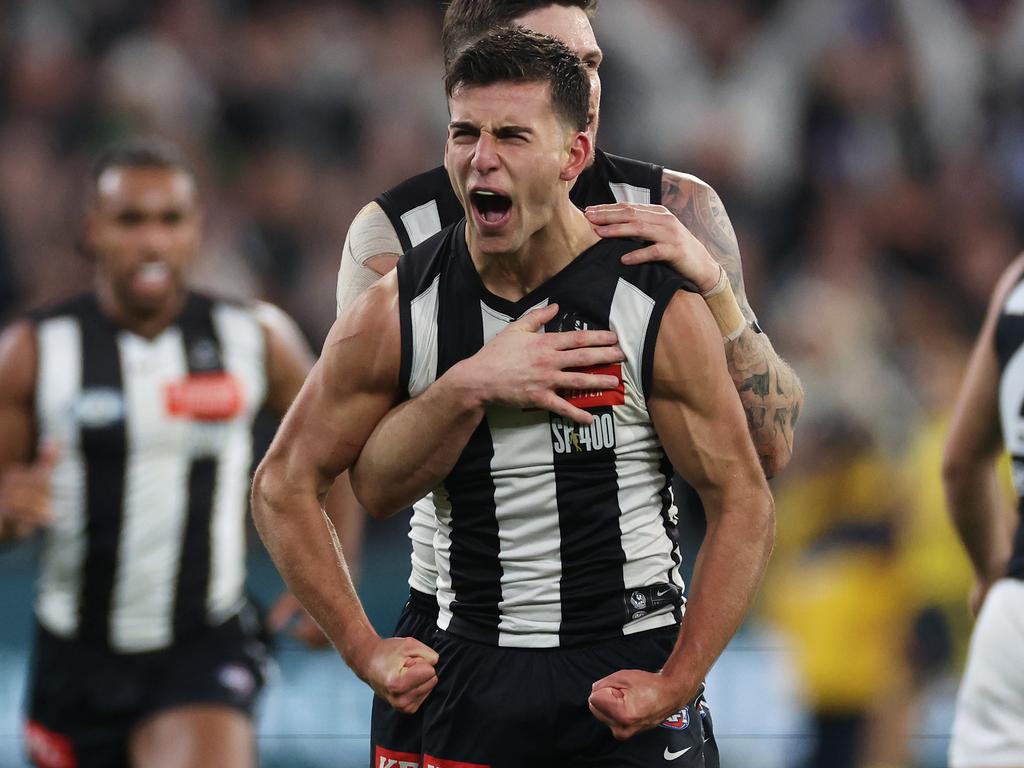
[560,130,591,183]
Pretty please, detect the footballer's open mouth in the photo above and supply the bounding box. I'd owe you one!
[470,188,513,230]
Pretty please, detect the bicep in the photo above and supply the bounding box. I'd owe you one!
[648,292,761,496]
[0,321,37,467]
[266,278,402,485]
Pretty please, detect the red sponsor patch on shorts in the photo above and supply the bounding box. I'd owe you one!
[165,373,244,421]
[560,363,624,408]
[374,748,422,768]
[422,756,491,768]
[24,721,77,768]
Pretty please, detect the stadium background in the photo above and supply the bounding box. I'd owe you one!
[0,0,1020,765]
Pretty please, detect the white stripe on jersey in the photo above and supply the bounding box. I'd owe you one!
[35,318,86,637]
[1005,280,1024,315]
[609,279,685,635]
[112,329,191,650]
[1000,335,1024,496]
[408,275,440,398]
[609,182,652,206]
[408,497,438,594]
[207,303,265,622]
[401,200,443,248]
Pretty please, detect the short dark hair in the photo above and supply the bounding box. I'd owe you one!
[442,0,598,65]
[445,27,590,132]
[92,136,195,187]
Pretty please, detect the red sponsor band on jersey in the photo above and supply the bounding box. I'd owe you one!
[374,747,422,768]
[422,756,491,768]
[24,721,77,768]
[561,363,624,408]
[165,372,244,421]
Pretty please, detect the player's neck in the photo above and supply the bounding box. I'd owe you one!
[472,199,599,302]
[95,279,188,340]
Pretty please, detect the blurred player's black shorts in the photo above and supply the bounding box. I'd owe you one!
[418,624,718,768]
[24,604,268,768]
[371,587,440,763]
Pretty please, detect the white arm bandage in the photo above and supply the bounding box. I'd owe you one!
[336,201,403,317]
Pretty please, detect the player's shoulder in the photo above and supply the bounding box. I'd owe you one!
[396,220,465,297]
[578,149,664,206]
[26,291,97,326]
[592,236,698,296]
[376,165,451,210]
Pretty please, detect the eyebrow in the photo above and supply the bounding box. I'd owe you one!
[448,122,534,137]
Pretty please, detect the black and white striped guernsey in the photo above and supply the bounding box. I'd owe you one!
[376,149,665,600]
[994,273,1024,580]
[30,292,266,652]
[397,222,689,648]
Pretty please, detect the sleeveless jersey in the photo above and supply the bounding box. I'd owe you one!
[376,149,664,597]
[398,222,687,648]
[30,292,267,652]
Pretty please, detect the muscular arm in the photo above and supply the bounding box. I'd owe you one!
[942,256,1024,612]
[589,290,775,739]
[251,275,438,710]
[660,171,802,475]
[0,322,50,543]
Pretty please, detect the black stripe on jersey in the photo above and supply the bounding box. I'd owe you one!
[552,404,625,642]
[545,276,626,643]
[376,166,463,253]
[76,298,128,648]
[437,283,503,644]
[995,311,1024,369]
[172,295,223,639]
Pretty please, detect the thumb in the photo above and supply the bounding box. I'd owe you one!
[35,442,60,475]
[514,303,559,332]
[588,686,625,717]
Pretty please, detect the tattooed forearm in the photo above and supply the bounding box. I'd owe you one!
[660,168,803,474]
[725,326,802,475]
[661,170,750,320]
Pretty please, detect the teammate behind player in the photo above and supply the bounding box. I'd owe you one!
[943,255,1024,768]
[254,28,774,767]
[0,138,328,768]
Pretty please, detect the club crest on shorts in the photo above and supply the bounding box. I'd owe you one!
[218,662,256,697]
[659,708,690,730]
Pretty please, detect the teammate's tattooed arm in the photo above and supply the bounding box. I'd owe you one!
[585,171,803,476]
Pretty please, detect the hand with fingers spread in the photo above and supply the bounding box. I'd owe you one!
[585,204,721,293]
[452,302,624,425]
[0,443,59,540]
[588,668,687,741]
[351,635,440,715]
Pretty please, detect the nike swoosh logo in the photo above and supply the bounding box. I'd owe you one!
[664,746,692,760]
[655,588,672,598]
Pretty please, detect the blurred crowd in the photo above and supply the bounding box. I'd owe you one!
[2,0,1024,765]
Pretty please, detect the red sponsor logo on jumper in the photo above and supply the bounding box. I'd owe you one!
[560,363,624,409]
[165,372,244,421]
[422,756,491,768]
[375,747,421,768]
[24,721,77,768]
